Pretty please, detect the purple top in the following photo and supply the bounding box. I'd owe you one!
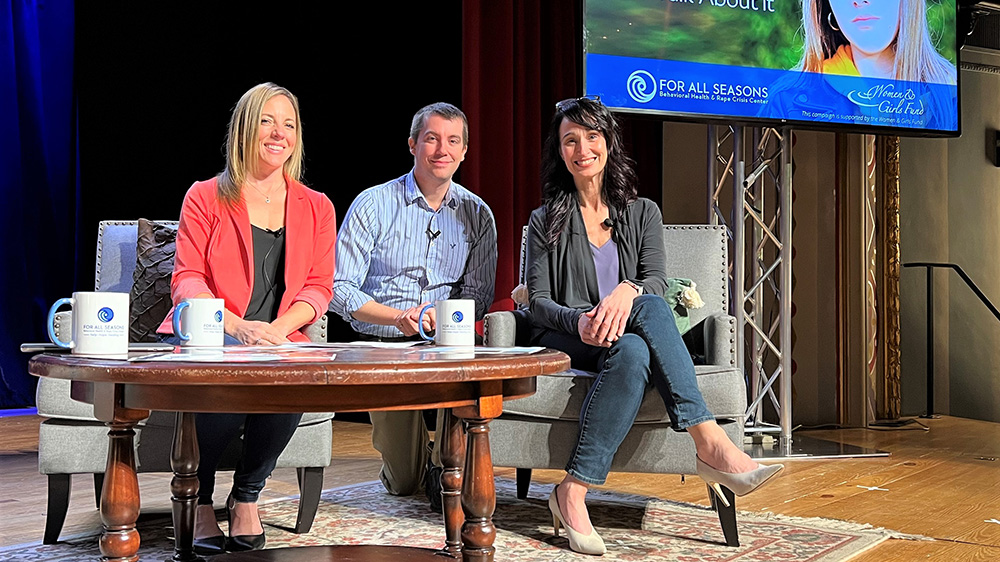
[590,238,620,300]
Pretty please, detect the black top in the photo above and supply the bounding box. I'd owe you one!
[525,197,667,339]
[244,225,286,322]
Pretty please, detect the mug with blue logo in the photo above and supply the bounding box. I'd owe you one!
[418,299,475,346]
[172,297,225,347]
[46,291,130,357]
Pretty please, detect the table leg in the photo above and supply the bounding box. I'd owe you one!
[169,412,202,561]
[460,417,496,562]
[440,409,466,557]
[99,422,141,562]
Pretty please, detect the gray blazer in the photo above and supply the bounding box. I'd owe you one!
[526,197,667,338]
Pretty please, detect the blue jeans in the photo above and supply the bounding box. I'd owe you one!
[536,295,715,485]
[160,333,303,504]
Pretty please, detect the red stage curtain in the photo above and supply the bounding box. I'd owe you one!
[462,0,662,311]
[461,0,580,311]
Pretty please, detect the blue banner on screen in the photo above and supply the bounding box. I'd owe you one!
[587,53,958,133]
[583,0,960,136]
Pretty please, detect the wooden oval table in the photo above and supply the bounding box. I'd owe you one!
[29,346,570,562]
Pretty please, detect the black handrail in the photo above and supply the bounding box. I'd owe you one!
[903,262,1000,417]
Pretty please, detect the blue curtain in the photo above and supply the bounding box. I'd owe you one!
[0,0,80,407]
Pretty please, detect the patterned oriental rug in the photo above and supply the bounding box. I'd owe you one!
[3,478,912,561]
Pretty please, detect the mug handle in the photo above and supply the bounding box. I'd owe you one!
[46,298,74,349]
[172,301,191,341]
[417,303,434,342]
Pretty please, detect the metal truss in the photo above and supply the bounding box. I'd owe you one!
[708,125,793,449]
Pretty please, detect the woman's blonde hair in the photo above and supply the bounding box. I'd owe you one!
[217,82,304,205]
[799,0,956,85]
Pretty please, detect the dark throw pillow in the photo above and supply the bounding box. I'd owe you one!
[129,219,178,342]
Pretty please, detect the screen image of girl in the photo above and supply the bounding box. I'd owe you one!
[800,0,956,84]
[758,0,958,131]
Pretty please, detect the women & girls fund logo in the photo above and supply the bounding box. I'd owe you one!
[846,83,925,122]
[627,70,656,103]
[97,307,115,322]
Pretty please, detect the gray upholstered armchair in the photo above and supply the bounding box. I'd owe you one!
[37,220,333,543]
[483,224,747,546]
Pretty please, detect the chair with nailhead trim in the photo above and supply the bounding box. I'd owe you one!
[36,220,332,543]
[483,224,747,546]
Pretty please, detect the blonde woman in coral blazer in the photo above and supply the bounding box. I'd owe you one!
[157,83,335,555]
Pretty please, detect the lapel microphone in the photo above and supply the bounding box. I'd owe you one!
[602,217,615,228]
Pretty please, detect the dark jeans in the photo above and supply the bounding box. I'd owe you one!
[194,411,303,504]
[160,333,303,504]
[536,295,714,485]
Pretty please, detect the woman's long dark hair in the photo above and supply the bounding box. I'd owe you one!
[540,98,637,247]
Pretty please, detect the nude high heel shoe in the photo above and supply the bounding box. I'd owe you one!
[548,486,606,556]
[695,456,784,507]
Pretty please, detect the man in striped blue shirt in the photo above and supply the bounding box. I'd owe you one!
[330,102,497,508]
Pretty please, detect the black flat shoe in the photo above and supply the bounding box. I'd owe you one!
[226,494,266,552]
[192,534,226,556]
[424,460,444,514]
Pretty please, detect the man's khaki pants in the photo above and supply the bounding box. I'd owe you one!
[369,409,445,495]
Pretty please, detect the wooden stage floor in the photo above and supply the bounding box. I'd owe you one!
[1,415,997,561]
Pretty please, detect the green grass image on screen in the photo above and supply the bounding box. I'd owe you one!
[585,0,956,71]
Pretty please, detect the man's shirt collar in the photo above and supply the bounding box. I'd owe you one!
[404,170,458,210]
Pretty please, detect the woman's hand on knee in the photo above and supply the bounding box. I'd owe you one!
[578,307,625,348]
[583,284,636,345]
[578,310,611,347]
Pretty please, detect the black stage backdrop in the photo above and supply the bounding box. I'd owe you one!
[1,3,462,406]
[75,3,463,345]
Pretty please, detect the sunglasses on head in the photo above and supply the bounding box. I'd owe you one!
[555,94,602,111]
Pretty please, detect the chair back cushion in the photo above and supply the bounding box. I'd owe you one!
[662,225,728,326]
[96,221,149,292]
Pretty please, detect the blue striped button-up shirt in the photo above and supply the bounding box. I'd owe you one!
[331,171,498,338]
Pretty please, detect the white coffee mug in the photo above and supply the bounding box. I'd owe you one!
[418,299,475,346]
[172,298,225,347]
[46,291,130,357]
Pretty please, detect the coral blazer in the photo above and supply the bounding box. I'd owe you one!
[157,176,336,342]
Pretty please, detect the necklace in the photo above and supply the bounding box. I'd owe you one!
[248,181,283,204]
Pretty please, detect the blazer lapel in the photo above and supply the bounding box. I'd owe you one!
[281,179,309,312]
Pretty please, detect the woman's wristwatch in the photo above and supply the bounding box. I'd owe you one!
[622,279,643,295]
